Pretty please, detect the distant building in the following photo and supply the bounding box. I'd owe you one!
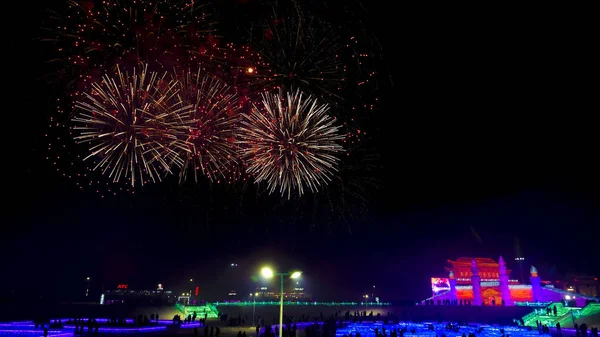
[102,284,176,306]
[251,283,312,301]
[557,274,599,297]
[422,256,600,307]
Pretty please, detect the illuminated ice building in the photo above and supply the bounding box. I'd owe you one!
[423,257,599,307]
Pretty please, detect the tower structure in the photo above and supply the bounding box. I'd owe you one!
[448,271,457,301]
[498,256,512,305]
[471,259,482,305]
[530,266,542,302]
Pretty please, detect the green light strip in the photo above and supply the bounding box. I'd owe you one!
[213,301,392,306]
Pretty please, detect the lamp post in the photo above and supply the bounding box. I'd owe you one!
[85,277,91,298]
[261,267,301,337]
[250,292,257,327]
[189,278,194,305]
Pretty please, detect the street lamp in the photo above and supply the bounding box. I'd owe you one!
[85,277,91,297]
[189,279,194,305]
[250,292,258,326]
[261,267,301,337]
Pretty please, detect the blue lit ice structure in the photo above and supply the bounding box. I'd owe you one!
[62,325,166,333]
[0,319,168,335]
[335,323,550,337]
[0,329,71,336]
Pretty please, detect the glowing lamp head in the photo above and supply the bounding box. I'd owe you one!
[247,67,254,74]
[261,267,274,279]
[290,271,302,279]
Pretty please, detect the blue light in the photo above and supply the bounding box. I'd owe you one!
[335,323,550,337]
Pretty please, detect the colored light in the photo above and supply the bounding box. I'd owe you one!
[0,330,65,336]
[63,325,166,333]
[261,267,274,278]
[335,322,550,337]
[247,67,254,73]
[212,301,391,306]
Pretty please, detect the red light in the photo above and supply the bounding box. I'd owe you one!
[195,286,199,296]
[117,284,128,289]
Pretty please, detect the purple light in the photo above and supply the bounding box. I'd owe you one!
[0,324,35,327]
[176,322,201,328]
[50,318,134,324]
[63,325,166,333]
[0,330,64,336]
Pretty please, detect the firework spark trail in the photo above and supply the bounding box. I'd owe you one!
[243,8,347,102]
[239,89,343,199]
[42,0,218,89]
[174,67,241,183]
[72,64,195,186]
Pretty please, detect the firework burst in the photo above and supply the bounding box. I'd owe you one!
[173,68,242,184]
[42,0,218,90]
[72,64,194,186]
[243,8,346,102]
[239,89,343,199]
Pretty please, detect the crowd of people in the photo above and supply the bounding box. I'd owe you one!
[21,305,600,337]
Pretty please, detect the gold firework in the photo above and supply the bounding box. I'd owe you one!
[72,64,195,186]
[239,89,344,199]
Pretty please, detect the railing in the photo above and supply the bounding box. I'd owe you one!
[514,301,553,307]
[207,303,219,315]
[175,303,186,314]
[213,301,392,306]
[521,302,584,327]
[579,302,600,316]
[521,309,541,326]
[177,304,219,318]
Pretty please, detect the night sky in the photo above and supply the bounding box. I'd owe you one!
[1,2,598,305]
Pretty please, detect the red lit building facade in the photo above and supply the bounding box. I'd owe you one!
[422,257,599,307]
